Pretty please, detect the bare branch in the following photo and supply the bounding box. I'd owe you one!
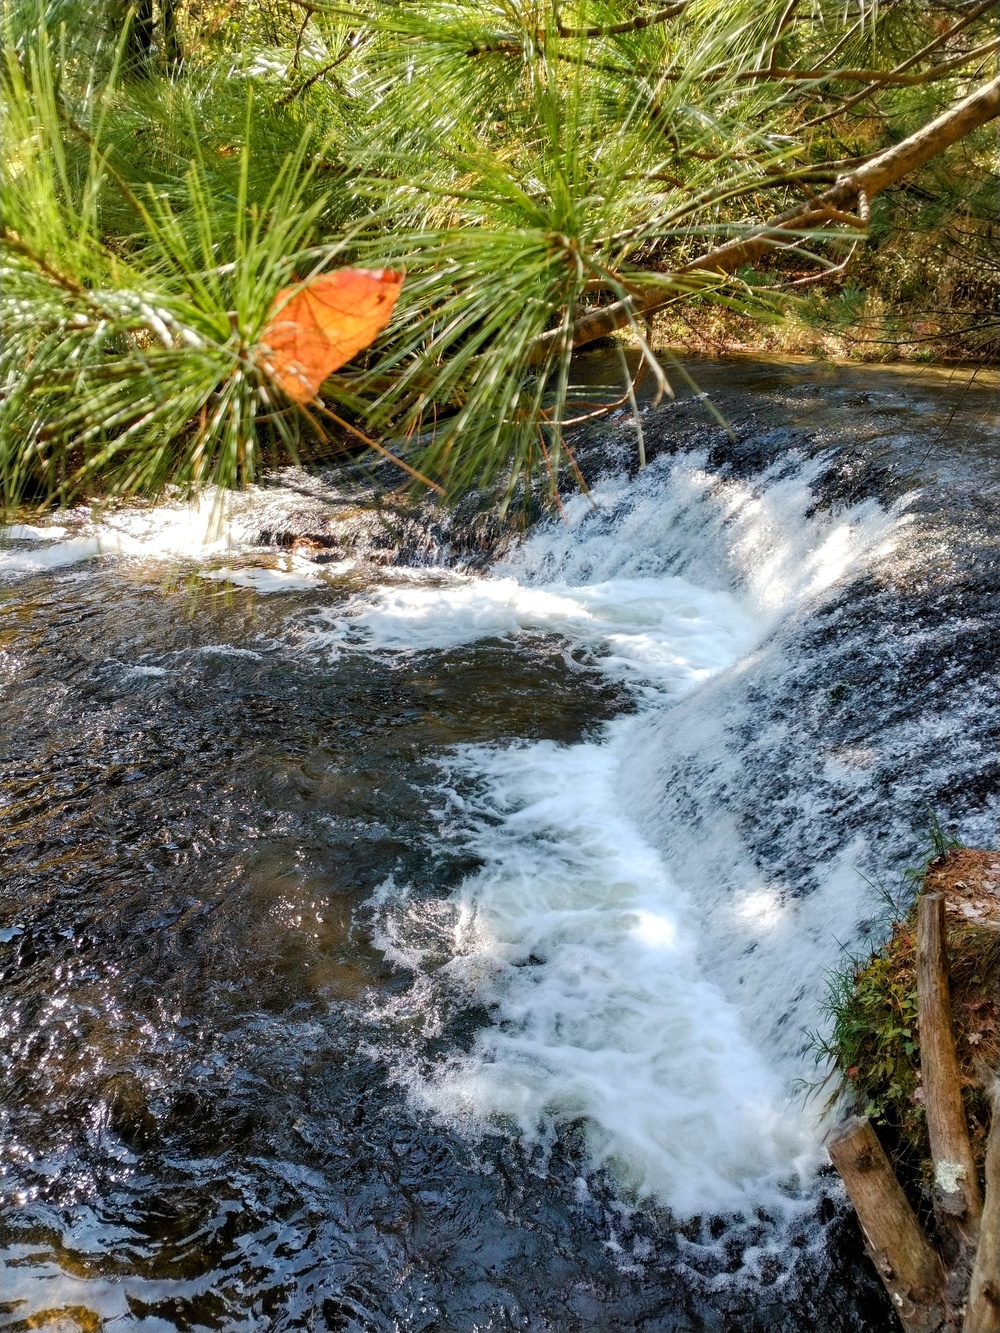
[280,37,367,104]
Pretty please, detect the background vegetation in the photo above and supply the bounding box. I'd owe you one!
[3,0,999,509]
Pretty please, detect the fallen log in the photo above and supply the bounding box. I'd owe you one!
[828,863,1000,1329]
[917,893,983,1252]
[827,1116,947,1333]
[966,1084,1000,1333]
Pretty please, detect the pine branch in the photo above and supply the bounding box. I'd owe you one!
[555,3,686,38]
[801,0,1000,128]
[734,37,1000,86]
[532,73,1000,359]
[1,228,85,296]
[467,26,1000,90]
[279,42,358,104]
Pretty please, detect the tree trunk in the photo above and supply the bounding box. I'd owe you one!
[827,1117,948,1333]
[125,0,155,76]
[917,893,983,1257]
[162,0,183,76]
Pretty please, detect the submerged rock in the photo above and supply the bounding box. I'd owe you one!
[99,1071,158,1150]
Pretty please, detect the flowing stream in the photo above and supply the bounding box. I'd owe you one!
[1,356,998,1331]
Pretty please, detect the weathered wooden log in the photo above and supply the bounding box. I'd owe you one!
[828,1116,947,1333]
[917,893,983,1249]
[966,1084,1000,1333]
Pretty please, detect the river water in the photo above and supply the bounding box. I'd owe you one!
[1,356,997,1331]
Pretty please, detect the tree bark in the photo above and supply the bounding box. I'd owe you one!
[967,1086,1000,1333]
[125,0,155,76]
[557,2,687,38]
[162,0,183,76]
[917,893,983,1253]
[828,1117,948,1333]
[537,73,1000,358]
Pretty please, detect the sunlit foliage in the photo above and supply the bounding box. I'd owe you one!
[2,0,998,509]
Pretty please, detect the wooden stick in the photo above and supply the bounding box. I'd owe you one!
[828,1117,947,1333]
[917,893,983,1248]
[557,2,687,38]
[967,1083,1000,1333]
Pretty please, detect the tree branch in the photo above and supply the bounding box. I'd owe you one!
[279,41,359,104]
[735,38,1000,87]
[556,3,686,39]
[801,0,999,128]
[531,73,1000,360]
[2,228,85,296]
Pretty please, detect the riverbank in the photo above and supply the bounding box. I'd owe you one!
[2,354,998,1332]
[651,311,1000,371]
[823,846,1000,1213]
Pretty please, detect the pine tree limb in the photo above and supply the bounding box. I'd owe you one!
[556,3,686,38]
[733,38,1000,87]
[801,0,1000,128]
[531,72,1000,360]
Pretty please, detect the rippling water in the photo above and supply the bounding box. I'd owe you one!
[1,356,997,1331]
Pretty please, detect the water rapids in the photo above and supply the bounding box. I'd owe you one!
[1,356,997,1331]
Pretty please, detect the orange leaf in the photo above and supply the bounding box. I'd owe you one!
[259,267,404,405]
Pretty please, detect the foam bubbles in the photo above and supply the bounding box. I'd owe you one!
[0,497,357,593]
[0,491,305,575]
[0,500,236,580]
[0,536,107,577]
[2,524,68,541]
[404,733,818,1214]
[199,557,353,593]
[301,569,760,688]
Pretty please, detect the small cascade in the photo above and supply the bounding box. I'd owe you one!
[295,450,900,1222]
[1,359,997,1331]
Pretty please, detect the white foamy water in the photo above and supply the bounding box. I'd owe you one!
[3,523,68,541]
[0,498,348,592]
[383,734,818,1213]
[299,451,903,1216]
[0,502,235,577]
[3,451,903,1216]
[200,557,352,593]
[303,571,758,689]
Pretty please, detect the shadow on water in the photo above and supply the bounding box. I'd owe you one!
[5,351,996,1331]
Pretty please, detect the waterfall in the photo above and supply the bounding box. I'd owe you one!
[288,446,925,1218]
[2,364,996,1329]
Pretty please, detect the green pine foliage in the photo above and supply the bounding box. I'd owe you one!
[2,0,998,511]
